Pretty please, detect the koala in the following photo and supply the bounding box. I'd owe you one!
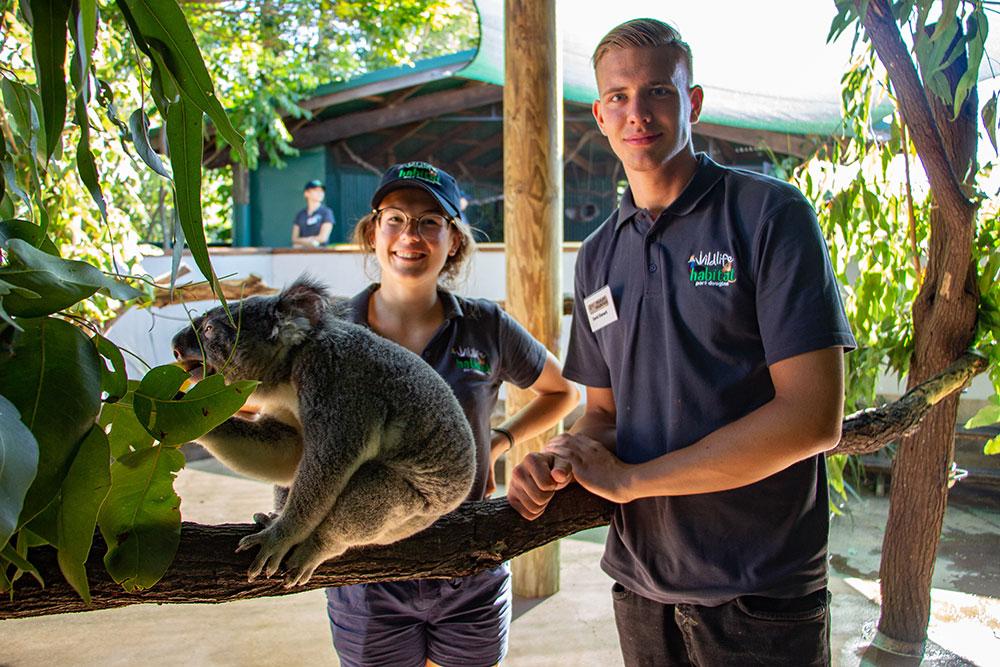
[171,278,476,586]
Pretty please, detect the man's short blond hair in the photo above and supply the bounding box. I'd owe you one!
[592,18,693,80]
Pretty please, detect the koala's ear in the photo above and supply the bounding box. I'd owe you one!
[278,278,329,327]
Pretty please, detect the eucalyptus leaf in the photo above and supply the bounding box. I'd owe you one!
[0,395,39,549]
[28,0,71,162]
[0,316,101,522]
[1,541,43,587]
[1,78,33,141]
[74,97,109,222]
[118,0,245,162]
[964,398,1000,430]
[57,426,111,603]
[72,0,98,89]
[982,92,998,154]
[98,445,183,592]
[985,435,1000,456]
[2,158,32,215]
[165,93,225,306]
[136,373,257,446]
[128,109,171,178]
[0,219,59,254]
[99,397,155,459]
[0,238,141,316]
[93,333,128,402]
[132,364,256,445]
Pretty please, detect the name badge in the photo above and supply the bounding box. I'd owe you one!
[584,285,618,332]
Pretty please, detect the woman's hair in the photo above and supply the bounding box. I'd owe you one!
[352,198,477,288]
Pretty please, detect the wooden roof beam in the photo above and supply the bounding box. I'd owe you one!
[292,84,503,149]
[694,122,822,159]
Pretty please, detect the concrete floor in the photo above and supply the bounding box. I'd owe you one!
[4,463,998,666]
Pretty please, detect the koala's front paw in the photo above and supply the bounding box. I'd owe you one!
[235,523,299,582]
[282,537,345,588]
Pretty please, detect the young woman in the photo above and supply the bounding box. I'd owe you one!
[326,161,579,667]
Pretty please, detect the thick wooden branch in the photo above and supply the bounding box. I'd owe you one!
[0,486,612,620]
[834,352,988,455]
[857,0,974,226]
[0,354,988,619]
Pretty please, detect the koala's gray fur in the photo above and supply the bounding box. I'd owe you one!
[171,278,476,586]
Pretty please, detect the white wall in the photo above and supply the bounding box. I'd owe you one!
[110,247,578,378]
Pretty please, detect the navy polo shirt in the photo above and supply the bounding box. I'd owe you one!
[348,285,547,501]
[293,205,335,238]
[564,154,856,605]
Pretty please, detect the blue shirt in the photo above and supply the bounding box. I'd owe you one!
[348,285,547,500]
[564,154,856,605]
[293,205,335,239]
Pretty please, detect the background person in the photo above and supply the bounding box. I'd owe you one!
[507,19,856,666]
[326,161,579,667]
[291,179,335,247]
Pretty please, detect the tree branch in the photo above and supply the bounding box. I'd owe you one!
[857,0,974,227]
[0,354,988,619]
[0,486,612,620]
[833,351,988,455]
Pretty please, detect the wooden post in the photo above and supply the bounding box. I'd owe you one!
[231,163,251,247]
[503,0,563,598]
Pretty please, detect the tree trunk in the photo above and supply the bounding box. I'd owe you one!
[860,3,981,654]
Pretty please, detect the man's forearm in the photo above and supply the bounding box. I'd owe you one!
[624,393,841,500]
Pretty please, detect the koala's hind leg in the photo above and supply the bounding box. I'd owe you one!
[281,461,436,586]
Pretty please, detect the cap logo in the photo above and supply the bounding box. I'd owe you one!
[396,161,442,185]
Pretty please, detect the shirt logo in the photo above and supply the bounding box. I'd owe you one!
[688,251,737,287]
[451,345,491,374]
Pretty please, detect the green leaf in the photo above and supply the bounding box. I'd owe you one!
[28,0,71,162]
[74,98,108,222]
[982,92,998,155]
[0,395,39,548]
[24,495,59,545]
[0,238,142,316]
[165,94,225,306]
[56,426,111,603]
[0,277,39,329]
[985,435,1000,456]
[930,0,960,43]
[952,10,987,120]
[0,219,59,254]
[1,155,32,215]
[98,445,183,592]
[117,0,244,161]
[93,334,128,402]
[1,541,43,587]
[133,367,256,446]
[964,398,1000,429]
[72,0,98,87]
[128,109,171,178]
[0,317,101,522]
[1,78,33,141]
[98,386,156,459]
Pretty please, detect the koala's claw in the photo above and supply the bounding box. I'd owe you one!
[237,526,296,582]
[252,512,278,527]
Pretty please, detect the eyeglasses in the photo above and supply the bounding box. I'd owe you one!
[374,207,454,239]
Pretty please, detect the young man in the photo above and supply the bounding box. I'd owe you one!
[507,19,856,665]
[291,179,335,247]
